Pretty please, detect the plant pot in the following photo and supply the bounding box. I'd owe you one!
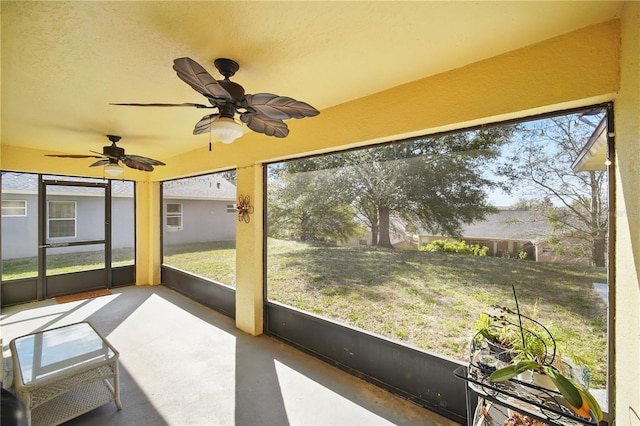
[517,370,556,395]
[486,340,513,362]
[476,354,499,375]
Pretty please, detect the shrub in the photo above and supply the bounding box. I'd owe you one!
[420,239,488,256]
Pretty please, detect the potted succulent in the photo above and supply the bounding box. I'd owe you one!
[488,286,603,422]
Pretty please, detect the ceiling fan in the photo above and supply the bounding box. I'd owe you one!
[112,57,320,144]
[46,134,165,176]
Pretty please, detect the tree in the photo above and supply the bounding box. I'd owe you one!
[497,114,608,267]
[267,164,359,243]
[335,128,513,247]
[267,126,514,247]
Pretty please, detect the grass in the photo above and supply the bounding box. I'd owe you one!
[266,239,608,388]
[2,248,134,278]
[163,241,236,286]
[3,238,608,387]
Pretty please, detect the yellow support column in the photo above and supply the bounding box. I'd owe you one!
[135,180,162,286]
[235,165,264,336]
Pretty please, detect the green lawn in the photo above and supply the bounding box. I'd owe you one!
[164,241,237,285]
[2,248,134,278]
[3,238,608,387]
[267,239,607,388]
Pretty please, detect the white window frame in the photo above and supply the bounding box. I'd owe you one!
[48,200,77,239]
[2,199,27,217]
[166,203,183,231]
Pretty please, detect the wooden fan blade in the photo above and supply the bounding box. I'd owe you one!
[244,93,320,120]
[45,154,104,159]
[89,150,120,161]
[193,114,220,135]
[121,155,165,172]
[110,102,212,108]
[240,113,289,138]
[123,154,165,166]
[89,159,110,167]
[173,57,231,101]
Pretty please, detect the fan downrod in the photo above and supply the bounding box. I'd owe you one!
[107,134,122,144]
[214,58,239,79]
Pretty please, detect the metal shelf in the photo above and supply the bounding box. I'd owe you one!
[454,362,597,426]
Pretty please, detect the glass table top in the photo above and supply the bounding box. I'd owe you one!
[12,322,116,387]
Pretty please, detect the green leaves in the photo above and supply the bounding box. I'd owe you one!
[489,360,539,381]
[543,366,581,408]
[490,361,603,422]
[577,385,604,422]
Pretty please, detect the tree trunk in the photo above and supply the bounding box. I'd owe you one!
[371,210,379,246]
[592,232,606,268]
[589,171,607,268]
[377,204,393,248]
[300,211,311,241]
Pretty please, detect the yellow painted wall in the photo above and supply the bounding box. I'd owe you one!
[151,20,621,180]
[234,165,264,335]
[135,181,162,286]
[2,15,638,422]
[613,3,640,424]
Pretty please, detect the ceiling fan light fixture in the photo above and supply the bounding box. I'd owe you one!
[104,162,124,176]
[211,117,243,144]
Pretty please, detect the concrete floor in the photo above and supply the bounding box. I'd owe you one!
[1,285,458,425]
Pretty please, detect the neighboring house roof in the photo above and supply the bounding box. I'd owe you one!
[420,210,551,243]
[1,172,237,201]
[1,172,38,193]
[1,172,134,197]
[162,174,236,201]
[460,210,550,242]
[571,116,608,172]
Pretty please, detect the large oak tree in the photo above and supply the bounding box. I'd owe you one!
[268,127,513,247]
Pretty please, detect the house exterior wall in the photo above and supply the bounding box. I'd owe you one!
[535,240,591,266]
[162,198,236,246]
[111,196,135,251]
[1,194,38,259]
[2,193,135,259]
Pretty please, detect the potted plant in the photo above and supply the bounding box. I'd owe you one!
[491,359,602,421]
[474,312,514,362]
[488,286,603,422]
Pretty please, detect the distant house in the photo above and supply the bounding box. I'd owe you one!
[1,172,238,260]
[162,175,237,246]
[417,209,588,265]
[1,172,135,259]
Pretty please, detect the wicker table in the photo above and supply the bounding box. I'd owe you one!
[10,322,121,426]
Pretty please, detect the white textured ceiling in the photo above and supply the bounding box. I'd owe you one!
[1,1,624,162]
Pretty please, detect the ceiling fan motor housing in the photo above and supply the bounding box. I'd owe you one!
[219,79,245,100]
[104,144,125,158]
